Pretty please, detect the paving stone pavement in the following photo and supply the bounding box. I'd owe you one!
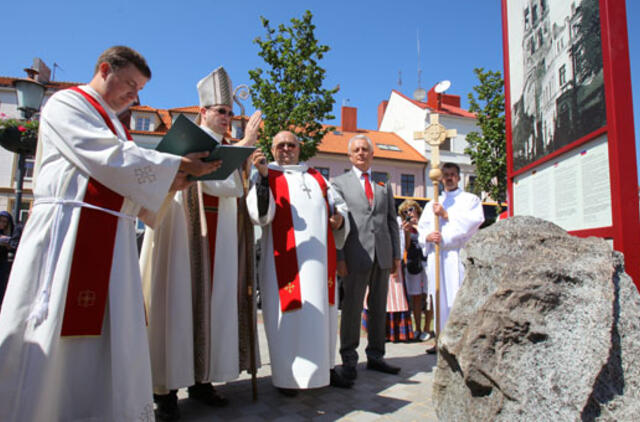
[173,311,439,421]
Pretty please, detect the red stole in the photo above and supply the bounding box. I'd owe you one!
[60,87,128,336]
[202,195,219,288]
[268,168,337,313]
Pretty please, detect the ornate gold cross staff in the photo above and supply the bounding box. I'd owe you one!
[414,113,457,339]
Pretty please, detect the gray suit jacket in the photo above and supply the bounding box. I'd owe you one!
[332,169,400,273]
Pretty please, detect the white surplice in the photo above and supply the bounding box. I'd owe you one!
[417,188,484,333]
[247,162,349,389]
[140,125,244,389]
[0,85,181,422]
[140,190,195,393]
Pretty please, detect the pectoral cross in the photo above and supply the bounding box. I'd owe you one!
[285,282,296,294]
[300,182,312,198]
[412,113,457,342]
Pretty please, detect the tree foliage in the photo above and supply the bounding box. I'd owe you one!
[464,68,506,207]
[575,0,602,80]
[249,10,338,161]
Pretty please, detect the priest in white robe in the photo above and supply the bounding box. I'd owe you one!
[417,162,484,341]
[140,66,262,419]
[247,131,352,396]
[0,46,220,422]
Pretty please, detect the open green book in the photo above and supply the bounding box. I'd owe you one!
[155,114,255,180]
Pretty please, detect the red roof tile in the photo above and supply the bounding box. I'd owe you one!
[169,106,200,113]
[0,76,80,90]
[319,126,426,163]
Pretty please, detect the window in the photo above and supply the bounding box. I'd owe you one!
[401,174,414,197]
[13,154,35,182]
[376,143,401,152]
[524,9,530,30]
[532,5,538,24]
[559,64,567,86]
[315,167,330,179]
[372,171,388,184]
[135,116,151,131]
[467,175,477,192]
[7,199,32,224]
[439,138,451,152]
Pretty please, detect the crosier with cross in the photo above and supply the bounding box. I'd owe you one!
[413,113,457,341]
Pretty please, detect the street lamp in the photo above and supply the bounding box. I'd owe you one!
[11,68,45,224]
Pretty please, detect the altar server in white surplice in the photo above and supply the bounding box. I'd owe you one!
[140,66,262,419]
[247,131,354,396]
[417,162,484,339]
[0,46,220,422]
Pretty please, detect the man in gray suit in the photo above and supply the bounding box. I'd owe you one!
[332,134,401,380]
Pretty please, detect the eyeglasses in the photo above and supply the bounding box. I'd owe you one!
[275,142,298,150]
[403,207,415,215]
[209,107,234,117]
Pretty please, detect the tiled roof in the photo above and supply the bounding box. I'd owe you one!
[0,76,79,90]
[169,106,200,113]
[130,105,156,112]
[391,89,476,119]
[319,126,427,163]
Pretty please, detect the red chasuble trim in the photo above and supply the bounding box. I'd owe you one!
[307,169,337,307]
[268,169,303,312]
[202,194,220,288]
[60,87,127,336]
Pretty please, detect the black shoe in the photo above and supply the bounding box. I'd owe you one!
[154,390,179,421]
[188,383,229,407]
[330,369,354,389]
[276,387,299,397]
[426,346,437,354]
[366,359,400,375]
[340,365,357,381]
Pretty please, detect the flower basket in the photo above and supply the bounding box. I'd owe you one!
[0,116,38,155]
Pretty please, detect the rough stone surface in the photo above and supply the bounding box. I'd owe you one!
[433,216,640,422]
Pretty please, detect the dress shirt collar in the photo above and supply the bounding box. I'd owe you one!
[352,166,372,180]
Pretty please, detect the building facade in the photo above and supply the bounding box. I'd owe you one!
[378,86,478,199]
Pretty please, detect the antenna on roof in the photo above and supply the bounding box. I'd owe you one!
[398,70,402,87]
[52,62,64,81]
[413,29,426,101]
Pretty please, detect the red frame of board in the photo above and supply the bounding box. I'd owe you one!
[502,0,640,287]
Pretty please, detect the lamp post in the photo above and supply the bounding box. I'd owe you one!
[11,68,45,224]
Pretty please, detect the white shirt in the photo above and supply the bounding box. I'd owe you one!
[351,166,374,200]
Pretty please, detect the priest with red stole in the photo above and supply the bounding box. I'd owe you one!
[0,46,220,421]
[140,66,262,419]
[247,130,353,396]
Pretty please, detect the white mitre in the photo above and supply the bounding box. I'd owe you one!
[197,66,233,107]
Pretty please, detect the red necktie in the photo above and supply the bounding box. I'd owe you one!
[363,173,374,206]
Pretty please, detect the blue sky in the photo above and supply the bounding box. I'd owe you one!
[2,0,639,176]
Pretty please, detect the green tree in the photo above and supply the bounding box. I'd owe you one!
[464,68,506,208]
[575,0,603,81]
[249,10,338,161]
